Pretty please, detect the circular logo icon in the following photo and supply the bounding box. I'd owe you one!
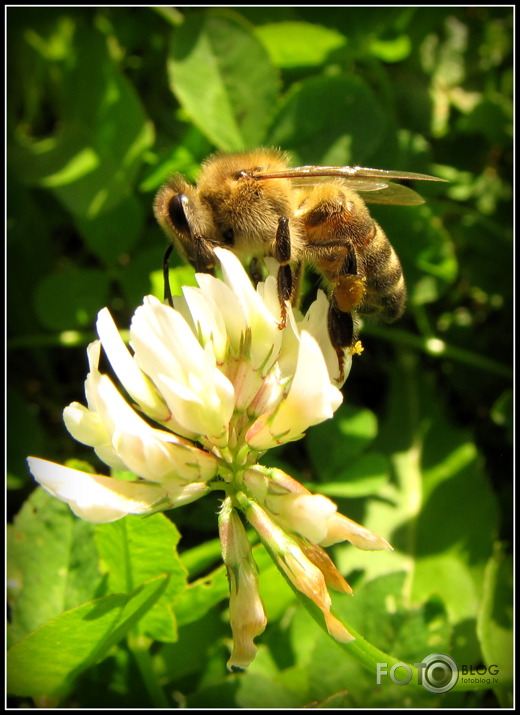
[420,653,459,693]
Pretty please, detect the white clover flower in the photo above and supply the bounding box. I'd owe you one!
[244,466,392,551]
[28,248,391,669]
[219,498,267,669]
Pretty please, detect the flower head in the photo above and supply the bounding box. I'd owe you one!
[28,248,391,668]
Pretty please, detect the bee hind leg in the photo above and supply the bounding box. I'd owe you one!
[274,216,294,329]
[327,248,366,380]
[332,246,366,314]
[327,299,358,383]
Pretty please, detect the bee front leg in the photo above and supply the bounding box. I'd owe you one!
[163,236,216,308]
[274,216,293,329]
[248,257,264,285]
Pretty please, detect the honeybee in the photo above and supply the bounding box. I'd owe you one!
[154,149,445,380]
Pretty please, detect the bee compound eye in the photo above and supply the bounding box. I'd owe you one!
[167,193,191,235]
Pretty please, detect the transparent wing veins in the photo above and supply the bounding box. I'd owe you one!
[249,165,447,206]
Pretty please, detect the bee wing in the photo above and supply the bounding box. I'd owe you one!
[250,165,447,206]
[353,181,427,206]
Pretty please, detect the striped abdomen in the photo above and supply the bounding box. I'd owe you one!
[356,219,406,322]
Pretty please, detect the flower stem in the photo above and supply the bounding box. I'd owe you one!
[339,623,509,692]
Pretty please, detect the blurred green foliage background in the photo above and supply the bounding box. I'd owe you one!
[7,6,512,709]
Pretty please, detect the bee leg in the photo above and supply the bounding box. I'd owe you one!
[332,247,366,316]
[274,216,293,329]
[163,237,216,308]
[189,234,216,276]
[163,244,174,307]
[290,261,304,309]
[327,298,356,383]
[328,248,366,380]
[248,257,264,285]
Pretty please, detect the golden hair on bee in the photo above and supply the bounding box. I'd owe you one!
[154,148,446,380]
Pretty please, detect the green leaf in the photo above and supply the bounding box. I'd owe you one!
[94,512,183,595]
[490,389,513,444]
[307,404,378,480]
[7,574,169,698]
[7,489,101,647]
[140,138,210,193]
[167,10,279,151]
[75,195,144,267]
[7,388,45,486]
[267,75,387,165]
[173,567,229,627]
[369,33,412,62]
[178,536,223,577]
[152,264,198,302]
[458,98,512,146]
[117,246,167,307]
[33,268,111,330]
[256,537,433,696]
[477,543,513,694]
[333,350,499,662]
[159,610,229,684]
[314,453,389,497]
[299,574,453,707]
[336,573,451,663]
[8,24,154,218]
[255,21,346,68]
[95,514,186,642]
